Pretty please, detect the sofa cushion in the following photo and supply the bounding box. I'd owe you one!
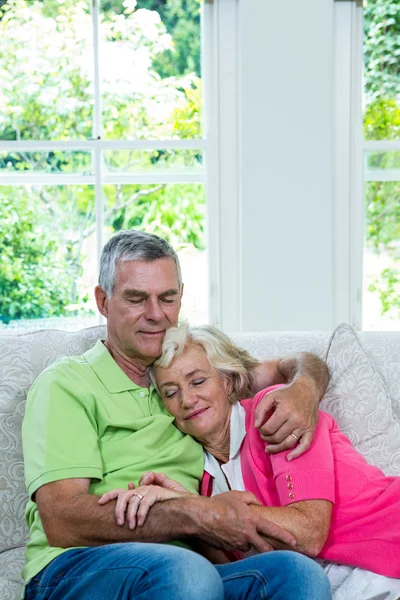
[0,325,106,555]
[231,331,330,361]
[0,547,25,600]
[321,323,400,476]
[358,331,400,424]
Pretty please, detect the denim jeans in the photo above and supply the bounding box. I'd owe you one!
[24,543,332,600]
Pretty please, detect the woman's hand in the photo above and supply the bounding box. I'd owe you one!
[98,473,193,529]
[138,471,191,494]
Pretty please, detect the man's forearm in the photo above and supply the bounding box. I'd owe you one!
[38,482,296,553]
[278,352,329,400]
[41,491,206,548]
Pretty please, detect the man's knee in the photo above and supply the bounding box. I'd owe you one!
[159,549,224,600]
[271,552,331,598]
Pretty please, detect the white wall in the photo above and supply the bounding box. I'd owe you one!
[231,0,336,331]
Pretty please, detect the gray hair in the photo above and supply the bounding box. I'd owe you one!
[98,229,182,297]
[150,322,261,403]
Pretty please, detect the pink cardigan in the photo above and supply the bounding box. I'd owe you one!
[201,385,400,577]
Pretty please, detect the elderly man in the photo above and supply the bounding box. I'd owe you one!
[22,230,331,600]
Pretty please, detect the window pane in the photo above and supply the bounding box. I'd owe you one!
[363,2,400,329]
[0,185,97,331]
[363,1,400,141]
[104,148,203,176]
[365,151,400,173]
[363,179,400,331]
[0,151,93,175]
[103,183,208,323]
[99,0,202,140]
[0,0,94,141]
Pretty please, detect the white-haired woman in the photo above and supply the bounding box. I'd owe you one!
[100,323,400,600]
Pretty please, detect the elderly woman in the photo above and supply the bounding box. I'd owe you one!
[100,324,400,600]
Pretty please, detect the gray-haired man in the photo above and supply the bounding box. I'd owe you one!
[22,229,331,600]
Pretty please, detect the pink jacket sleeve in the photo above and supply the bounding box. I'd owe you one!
[251,387,336,506]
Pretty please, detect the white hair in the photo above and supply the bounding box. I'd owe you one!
[150,322,260,403]
[98,229,182,297]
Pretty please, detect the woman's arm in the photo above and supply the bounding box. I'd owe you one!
[252,499,332,557]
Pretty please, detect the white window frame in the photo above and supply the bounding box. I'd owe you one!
[333,0,364,330]
[204,0,240,331]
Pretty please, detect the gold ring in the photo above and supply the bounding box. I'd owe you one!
[290,433,299,441]
[133,493,143,501]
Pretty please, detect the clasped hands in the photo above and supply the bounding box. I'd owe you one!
[98,471,191,530]
[98,472,297,554]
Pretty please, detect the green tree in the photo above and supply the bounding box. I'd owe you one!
[102,0,201,78]
[364,0,400,99]
[0,190,79,323]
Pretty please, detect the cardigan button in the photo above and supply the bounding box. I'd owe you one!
[288,492,295,499]
[287,483,294,489]
[285,474,292,481]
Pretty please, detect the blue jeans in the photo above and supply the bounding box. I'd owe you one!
[24,543,332,600]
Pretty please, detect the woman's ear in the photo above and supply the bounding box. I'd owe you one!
[223,376,233,395]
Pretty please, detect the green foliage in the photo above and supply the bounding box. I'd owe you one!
[172,78,202,139]
[104,183,205,249]
[364,101,400,250]
[368,268,400,315]
[150,0,201,78]
[364,98,400,141]
[101,0,201,78]
[364,0,400,100]
[0,190,77,323]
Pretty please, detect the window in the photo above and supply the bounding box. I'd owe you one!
[0,0,210,330]
[362,0,400,330]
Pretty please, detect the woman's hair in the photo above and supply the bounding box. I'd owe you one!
[150,322,261,403]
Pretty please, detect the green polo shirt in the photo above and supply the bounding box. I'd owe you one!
[21,340,204,586]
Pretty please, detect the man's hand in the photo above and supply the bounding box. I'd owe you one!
[253,352,329,460]
[194,491,296,553]
[254,381,319,460]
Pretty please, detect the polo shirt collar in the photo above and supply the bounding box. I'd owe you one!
[84,339,153,394]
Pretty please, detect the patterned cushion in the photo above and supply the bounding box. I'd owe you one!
[358,331,400,424]
[321,323,400,476]
[0,547,25,599]
[0,325,106,599]
[231,330,330,361]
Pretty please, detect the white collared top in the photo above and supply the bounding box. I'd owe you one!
[203,401,247,495]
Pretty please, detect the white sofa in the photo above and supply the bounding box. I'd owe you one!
[1,322,399,600]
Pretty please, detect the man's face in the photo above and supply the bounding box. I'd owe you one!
[97,258,182,365]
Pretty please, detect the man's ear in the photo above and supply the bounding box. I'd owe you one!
[95,285,108,318]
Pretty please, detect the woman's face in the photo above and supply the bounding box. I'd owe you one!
[154,344,232,444]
